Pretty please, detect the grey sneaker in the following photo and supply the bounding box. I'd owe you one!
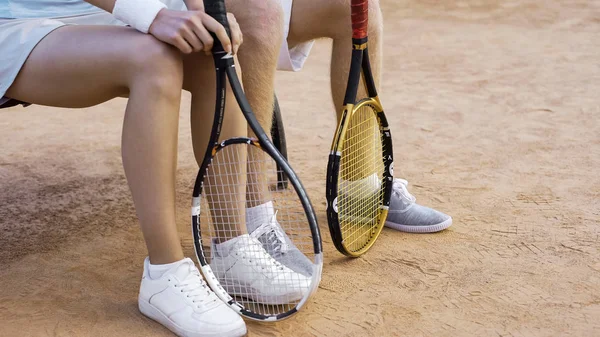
[248,211,314,277]
[385,179,452,233]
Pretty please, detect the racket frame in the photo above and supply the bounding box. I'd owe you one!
[190,0,323,321]
[326,0,394,257]
[271,95,289,190]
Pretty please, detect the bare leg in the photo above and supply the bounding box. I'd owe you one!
[187,0,284,225]
[184,54,248,241]
[287,0,383,114]
[227,0,284,208]
[7,26,185,264]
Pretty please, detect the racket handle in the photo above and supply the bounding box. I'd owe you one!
[351,0,368,40]
[203,0,231,54]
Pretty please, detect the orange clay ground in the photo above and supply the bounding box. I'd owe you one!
[1,1,599,336]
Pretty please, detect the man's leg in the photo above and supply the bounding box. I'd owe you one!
[184,52,313,290]
[227,0,284,208]
[287,0,382,112]
[187,1,315,276]
[184,53,249,242]
[187,0,284,235]
[285,0,453,233]
[198,0,291,242]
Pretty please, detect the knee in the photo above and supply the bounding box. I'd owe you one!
[128,36,184,97]
[228,0,284,52]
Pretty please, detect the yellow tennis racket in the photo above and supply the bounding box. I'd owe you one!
[326,0,394,257]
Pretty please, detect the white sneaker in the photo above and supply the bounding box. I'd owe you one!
[249,211,315,277]
[138,257,247,337]
[210,235,310,305]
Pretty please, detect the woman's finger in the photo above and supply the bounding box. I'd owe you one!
[173,35,193,54]
[189,13,215,54]
[227,13,242,55]
[201,14,232,54]
[181,24,204,53]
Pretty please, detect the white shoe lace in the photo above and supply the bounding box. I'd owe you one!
[392,179,417,205]
[249,211,289,255]
[173,263,219,308]
[233,238,286,273]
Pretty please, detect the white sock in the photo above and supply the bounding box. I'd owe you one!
[148,258,186,280]
[213,236,243,257]
[246,201,275,233]
[339,173,381,195]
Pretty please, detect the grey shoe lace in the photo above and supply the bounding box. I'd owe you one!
[392,178,417,205]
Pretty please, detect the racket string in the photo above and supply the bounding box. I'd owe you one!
[199,143,314,316]
[338,104,387,251]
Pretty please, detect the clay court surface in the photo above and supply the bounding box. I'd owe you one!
[1,1,599,336]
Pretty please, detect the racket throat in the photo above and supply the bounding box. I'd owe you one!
[352,37,368,50]
[330,106,353,153]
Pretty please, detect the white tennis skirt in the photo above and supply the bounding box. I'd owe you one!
[0,0,314,106]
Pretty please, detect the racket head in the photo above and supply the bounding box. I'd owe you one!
[327,97,393,257]
[191,138,322,321]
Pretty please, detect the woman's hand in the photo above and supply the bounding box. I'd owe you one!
[148,9,242,55]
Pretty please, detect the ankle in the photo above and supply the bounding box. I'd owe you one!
[147,257,186,280]
[246,201,275,232]
[147,251,185,265]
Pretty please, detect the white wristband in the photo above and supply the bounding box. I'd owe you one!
[113,0,167,34]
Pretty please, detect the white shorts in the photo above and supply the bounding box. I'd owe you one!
[0,0,311,105]
[277,0,314,72]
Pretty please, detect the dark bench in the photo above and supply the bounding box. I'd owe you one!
[0,98,30,109]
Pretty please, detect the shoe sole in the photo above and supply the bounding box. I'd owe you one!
[385,217,452,233]
[220,279,304,305]
[139,299,247,337]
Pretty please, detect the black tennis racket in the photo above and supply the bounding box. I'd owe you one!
[191,0,323,321]
[326,0,394,257]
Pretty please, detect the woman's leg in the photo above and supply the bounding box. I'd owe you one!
[7,26,185,264]
[7,25,249,337]
[183,53,248,241]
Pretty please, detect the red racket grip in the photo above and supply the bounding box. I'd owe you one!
[351,0,368,40]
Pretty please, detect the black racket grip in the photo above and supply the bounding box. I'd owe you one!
[203,0,231,54]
